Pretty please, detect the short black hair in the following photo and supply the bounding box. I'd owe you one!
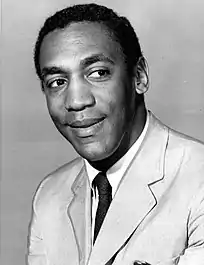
[34,3,143,79]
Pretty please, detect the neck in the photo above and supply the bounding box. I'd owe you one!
[89,102,147,172]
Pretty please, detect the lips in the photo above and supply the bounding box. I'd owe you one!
[69,117,105,128]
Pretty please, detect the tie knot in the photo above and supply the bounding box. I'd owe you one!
[92,172,112,197]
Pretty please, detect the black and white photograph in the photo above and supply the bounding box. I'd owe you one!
[1,1,204,265]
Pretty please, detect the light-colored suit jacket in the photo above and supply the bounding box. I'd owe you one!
[27,113,204,265]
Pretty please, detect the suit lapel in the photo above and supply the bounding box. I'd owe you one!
[88,113,169,265]
[68,164,92,265]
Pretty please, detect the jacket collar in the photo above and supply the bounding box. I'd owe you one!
[68,164,92,265]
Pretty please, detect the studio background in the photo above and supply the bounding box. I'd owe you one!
[1,0,204,264]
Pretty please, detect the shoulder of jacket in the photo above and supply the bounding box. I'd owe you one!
[167,127,204,161]
[33,156,84,206]
[163,126,204,192]
[150,112,204,179]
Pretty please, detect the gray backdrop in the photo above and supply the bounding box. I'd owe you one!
[1,0,204,264]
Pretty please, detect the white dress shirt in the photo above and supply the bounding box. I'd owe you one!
[84,112,149,242]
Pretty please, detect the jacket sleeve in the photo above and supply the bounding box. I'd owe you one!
[26,182,48,265]
[177,183,204,265]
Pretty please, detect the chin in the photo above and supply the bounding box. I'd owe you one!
[74,142,113,162]
[76,148,109,162]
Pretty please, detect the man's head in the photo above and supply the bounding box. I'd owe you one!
[35,3,149,167]
[34,3,143,80]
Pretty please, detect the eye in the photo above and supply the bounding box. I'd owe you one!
[46,78,67,89]
[88,69,111,80]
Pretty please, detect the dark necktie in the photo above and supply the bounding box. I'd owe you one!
[92,172,112,244]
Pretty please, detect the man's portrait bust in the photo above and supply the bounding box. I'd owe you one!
[27,3,204,265]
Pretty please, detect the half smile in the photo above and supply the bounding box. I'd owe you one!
[69,117,105,129]
[69,117,105,138]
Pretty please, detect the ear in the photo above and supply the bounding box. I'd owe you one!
[133,56,149,95]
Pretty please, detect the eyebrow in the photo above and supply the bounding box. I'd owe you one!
[40,53,114,79]
[41,67,66,79]
[80,54,115,68]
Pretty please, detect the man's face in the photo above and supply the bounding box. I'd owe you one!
[39,22,136,161]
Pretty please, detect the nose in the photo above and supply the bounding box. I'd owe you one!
[65,76,95,111]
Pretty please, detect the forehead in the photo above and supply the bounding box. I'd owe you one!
[39,22,124,69]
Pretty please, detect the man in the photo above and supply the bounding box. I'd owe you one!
[27,3,204,265]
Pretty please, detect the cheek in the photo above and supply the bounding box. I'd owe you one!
[107,93,127,123]
[99,83,126,113]
[46,97,66,124]
[97,86,127,134]
[104,104,126,144]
